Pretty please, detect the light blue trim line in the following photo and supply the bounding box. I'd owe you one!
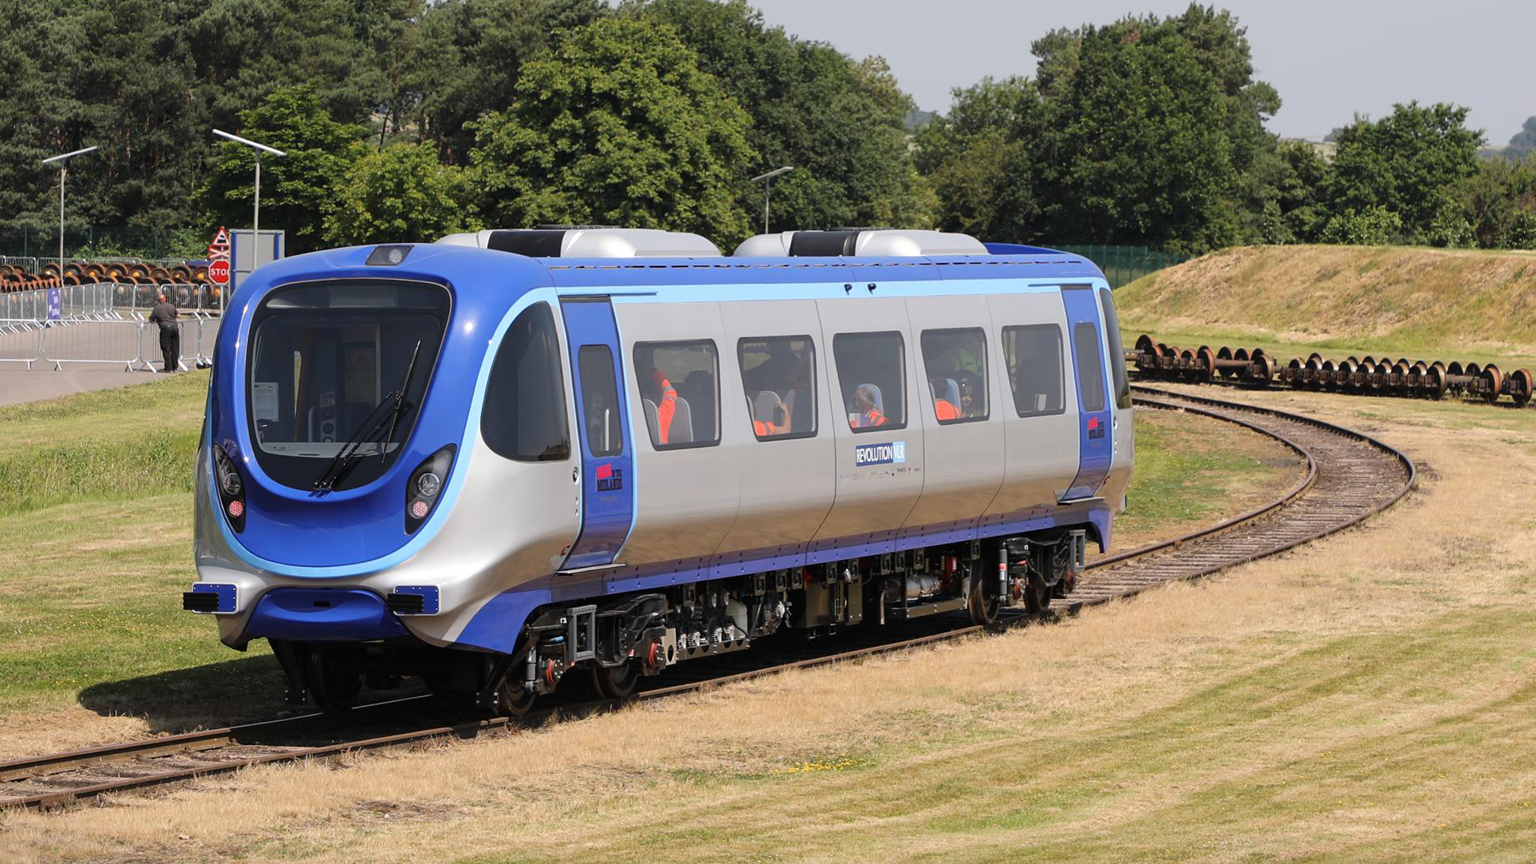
[586,277,1075,306]
[212,289,558,579]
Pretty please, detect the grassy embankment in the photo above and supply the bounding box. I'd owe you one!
[1114,244,1536,369]
[0,372,1294,755]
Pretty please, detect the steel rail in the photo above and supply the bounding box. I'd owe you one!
[0,387,1415,810]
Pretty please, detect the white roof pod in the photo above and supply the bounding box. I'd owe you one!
[733,228,988,258]
[436,226,722,258]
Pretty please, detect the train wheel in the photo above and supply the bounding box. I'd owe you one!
[967,569,999,625]
[1023,577,1051,614]
[591,661,641,699]
[306,648,362,714]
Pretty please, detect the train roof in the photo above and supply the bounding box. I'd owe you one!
[238,240,1107,307]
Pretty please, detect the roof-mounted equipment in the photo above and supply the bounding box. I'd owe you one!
[436,227,721,258]
[732,228,988,258]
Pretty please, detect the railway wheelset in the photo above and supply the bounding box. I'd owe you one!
[0,259,210,291]
[1126,334,1534,407]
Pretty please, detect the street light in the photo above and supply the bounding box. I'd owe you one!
[212,129,286,245]
[750,166,794,234]
[41,145,98,279]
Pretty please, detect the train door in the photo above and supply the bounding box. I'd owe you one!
[559,297,635,569]
[1097,286,1135,513]
[1061,285,1112,500]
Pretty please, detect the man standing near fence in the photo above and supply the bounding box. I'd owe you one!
[149,293,179,373]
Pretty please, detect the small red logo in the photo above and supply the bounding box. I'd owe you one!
[596,464,613,480]
[1088,417,1100,430]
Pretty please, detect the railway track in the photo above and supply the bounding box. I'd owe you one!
[0,386,1415,811]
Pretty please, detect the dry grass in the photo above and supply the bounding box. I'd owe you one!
[1115,244,1536,367]
[6,385,1535,863]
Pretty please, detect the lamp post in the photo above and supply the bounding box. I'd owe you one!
[749,166,794,234]
[212,128,286,250]
[40,146,98,280]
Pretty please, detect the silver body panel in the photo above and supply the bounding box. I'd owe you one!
[984,291,1081,515]
[713,300,837,553]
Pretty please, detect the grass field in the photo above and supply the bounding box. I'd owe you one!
[6,382,1533,863]
[1114,244,1536,370]
[0,374,1295,760]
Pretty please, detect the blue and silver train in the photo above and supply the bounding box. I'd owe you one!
[185,227,1134,712]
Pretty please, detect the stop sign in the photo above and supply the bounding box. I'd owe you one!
[208,259,230,286]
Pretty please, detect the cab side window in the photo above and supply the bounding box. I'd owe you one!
[577,345,623,457]
[1072,323,1108,413]
[739,336,817,440]
[481,302,571,461]
[633,340,720,449]
[1002,324,1065,417]
[920,328,987,424]
[832,331,906,432]
[1098,287,1132,409]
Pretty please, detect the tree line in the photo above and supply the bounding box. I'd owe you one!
[1,0,1532,257]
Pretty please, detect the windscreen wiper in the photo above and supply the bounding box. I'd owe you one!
[310,340,423,493]
[380,340,423,464]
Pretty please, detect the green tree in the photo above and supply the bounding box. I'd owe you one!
[913,77,1043,241]
[634,0,929,232]
[1318,206,1402,245]
[917,4,1279,253]
[325,144,479,245]
[1455,155,1536,249]
[1506,116,1536,160]
[420,0,608,162]
[1042,17,1240,253]
[1326,102,1483,244]
[469,17,754,245]
[198,86,368,253]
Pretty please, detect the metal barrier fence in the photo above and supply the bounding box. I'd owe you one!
[0,313,220,372]
[0,282,219,323]
[1055,245,1192,289]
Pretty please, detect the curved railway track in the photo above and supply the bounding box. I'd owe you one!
[0,386,1415,810]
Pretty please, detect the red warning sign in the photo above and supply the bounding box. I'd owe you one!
[208,259,231,286]
[207,227,231,261]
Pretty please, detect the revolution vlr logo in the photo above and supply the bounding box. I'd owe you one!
[853,441,906,467]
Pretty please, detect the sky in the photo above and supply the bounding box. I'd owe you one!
[745,0,1536,146]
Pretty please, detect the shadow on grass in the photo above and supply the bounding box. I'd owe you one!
[78,654,292,734]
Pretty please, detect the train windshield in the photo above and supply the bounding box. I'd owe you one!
[246,280,451,492]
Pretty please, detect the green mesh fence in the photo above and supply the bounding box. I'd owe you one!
[1054,245,1191,288]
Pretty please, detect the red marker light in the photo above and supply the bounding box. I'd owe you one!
[410,499,430,519]
[227,499,244,518]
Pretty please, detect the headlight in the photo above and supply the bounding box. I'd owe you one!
[405,445,455,533]
[212,443,247,532]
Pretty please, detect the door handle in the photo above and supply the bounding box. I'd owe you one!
[572,466,580,483]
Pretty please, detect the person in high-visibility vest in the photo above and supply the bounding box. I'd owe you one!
[651,367,677,445]
[851,385,887,428]
[929,376,961,421]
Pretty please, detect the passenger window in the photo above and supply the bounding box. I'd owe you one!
[1072,323,1107,413]
[832,331,906,432]
[1099,287,1132,409]
[920,328,987,424]
[633,340,719,449]
[739,336,817,440]
[577,345,623,457]
[481,303,571,461]
[1002,325,1065,417]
